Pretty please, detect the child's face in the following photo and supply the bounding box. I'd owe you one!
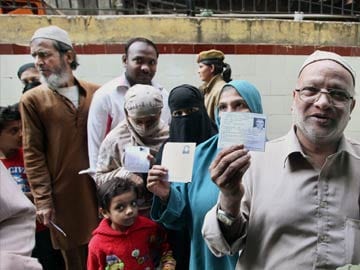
[102,190,138,232]
[0,120,22,157]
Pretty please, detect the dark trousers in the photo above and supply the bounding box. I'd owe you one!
[32,229,65,270]
[168,228,191,270]
[60,243,88,270]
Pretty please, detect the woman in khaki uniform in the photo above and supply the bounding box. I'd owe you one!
[197,49,232,121]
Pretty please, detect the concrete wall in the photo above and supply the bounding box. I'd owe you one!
[0,15,359,140]
[1,15,359,45]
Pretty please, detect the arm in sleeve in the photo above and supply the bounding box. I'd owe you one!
[94,137,129,185]
[0,163,36,257]
[202,178,252,258]
[87,240,103,270]
[87,92,110,174]
[0,252,42,270]
[150,183,188,230]
[202,203,247,257]
[20,98,53,210]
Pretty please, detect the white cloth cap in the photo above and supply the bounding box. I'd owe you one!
[298,50,356,86]
[31,25,73,48]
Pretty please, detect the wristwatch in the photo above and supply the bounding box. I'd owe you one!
[216,206,238,226]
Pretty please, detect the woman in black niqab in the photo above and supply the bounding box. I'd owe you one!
[153,84,218,270]
[156,84,218,164]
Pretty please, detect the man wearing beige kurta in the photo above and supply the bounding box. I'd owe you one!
[202,51,360,269]
[20,25,99,270]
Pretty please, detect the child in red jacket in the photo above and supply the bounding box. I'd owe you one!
[88,177,176,270]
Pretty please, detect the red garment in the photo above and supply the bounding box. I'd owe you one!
[1,148,46,232]
[87,216,172,270]
[1,148,30,193]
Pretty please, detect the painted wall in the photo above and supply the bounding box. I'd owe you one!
[0,15,359,140]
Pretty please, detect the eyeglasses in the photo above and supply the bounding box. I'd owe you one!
[295,86,353,107]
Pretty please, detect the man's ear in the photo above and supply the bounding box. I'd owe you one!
[290,90,297,112]
[64,50,74,65]
[122,54,127,65]
[350,99,356,113]
[99,207,110,219]
[210,64,215,73]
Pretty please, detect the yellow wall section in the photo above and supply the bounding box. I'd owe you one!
[0,15,359,46]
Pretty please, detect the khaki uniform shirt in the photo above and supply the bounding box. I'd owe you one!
[200,74,226,122]
[202,127,360,269]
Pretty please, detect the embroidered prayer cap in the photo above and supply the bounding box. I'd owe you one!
[124,84,163,118]
[197,49,225,63]
[298,50,356,87]
[31,25,73,48]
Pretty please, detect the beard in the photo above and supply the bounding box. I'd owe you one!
[292,105,349,145]
[40,58,70,89]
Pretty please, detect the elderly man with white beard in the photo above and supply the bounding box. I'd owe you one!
[202,50,360,269]
[20,26,100,270]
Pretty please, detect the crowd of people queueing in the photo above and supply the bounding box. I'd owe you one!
[0,25,359,270]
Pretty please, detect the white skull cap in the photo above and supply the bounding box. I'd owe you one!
[298,50,356,86]
[31,25,73,48]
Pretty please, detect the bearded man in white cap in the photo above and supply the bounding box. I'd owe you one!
[201,50,360,269]
[20,25,100,270]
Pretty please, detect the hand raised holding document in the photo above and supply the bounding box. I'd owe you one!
[210,144,250,198]
[209,144,251,216]
[147,142,196,202]
[147,165,170,202]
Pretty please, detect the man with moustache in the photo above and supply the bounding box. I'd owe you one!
[202,50,360,269]
[20,25,99,270]
[86,37,171,177]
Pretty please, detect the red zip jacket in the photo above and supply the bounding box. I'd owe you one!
[87,216,175,270]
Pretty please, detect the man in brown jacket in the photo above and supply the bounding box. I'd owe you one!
[20,25,99,270]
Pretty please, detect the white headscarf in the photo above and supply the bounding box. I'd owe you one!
[123,84,169,152]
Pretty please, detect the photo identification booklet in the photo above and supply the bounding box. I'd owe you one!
[161,142,196,183]
[218,112,267,151]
